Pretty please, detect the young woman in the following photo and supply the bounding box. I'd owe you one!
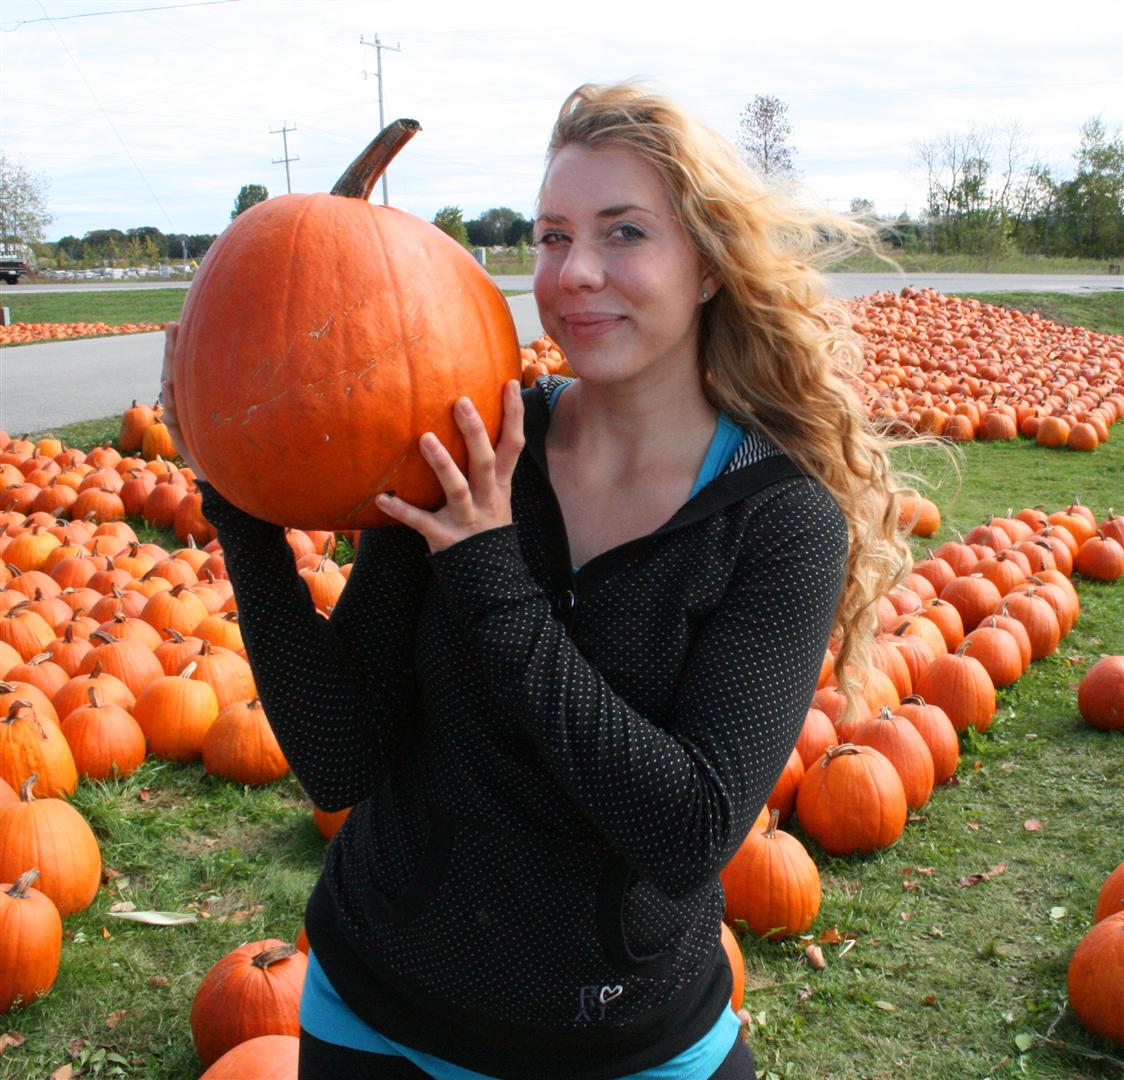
[161,83,910,1079]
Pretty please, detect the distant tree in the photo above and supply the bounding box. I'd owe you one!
[432,205,470,248]
[849,197,876,218]
[231,183,269,221]
[56,234,84,260]
[504,213,532,246]
[468,207,521,246]
[1052,117,1124,258]
[0,152,52,243]
[737,95,797,178]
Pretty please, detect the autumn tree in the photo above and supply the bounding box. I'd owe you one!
[737,95,798,178]
[432,206,470,248]
[231,183,269,221]
[0,152,52,243]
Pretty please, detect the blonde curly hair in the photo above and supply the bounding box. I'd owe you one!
[544,82,916,717]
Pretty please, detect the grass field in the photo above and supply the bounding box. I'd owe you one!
[1,289,188,328]
[2,297,1121,1079]
[828,251,1117,275]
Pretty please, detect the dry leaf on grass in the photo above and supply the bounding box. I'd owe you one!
[1024,819,1042,831]
[49,1066,73,1080]
[0,1033,27,1054]
[105,1010,126,1029]
[105,910,196,926]
[957,862,1008,888]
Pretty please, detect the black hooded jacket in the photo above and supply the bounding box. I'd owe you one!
[199,375,848,1078]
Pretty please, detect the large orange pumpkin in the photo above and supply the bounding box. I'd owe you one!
[1067,911,1124,1045]
[173,120,521,530]
[190,939,307,1067]
[0,869,63,1014]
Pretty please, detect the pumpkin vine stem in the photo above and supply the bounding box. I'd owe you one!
[251,943,298,969]
[331,119,422,201]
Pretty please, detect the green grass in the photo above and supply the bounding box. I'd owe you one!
[735,436,1124,1080]
[7,300,1124,1078]
[952,291,1124,335]
[3,289,187,327]
[828,251,1117,275]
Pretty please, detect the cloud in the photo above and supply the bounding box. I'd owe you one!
[1,0,1119,238]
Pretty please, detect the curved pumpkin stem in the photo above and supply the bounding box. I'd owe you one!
[6,868,41,899]
[251,943,298,970]
[821,742,860,765]
[331,119,422,201]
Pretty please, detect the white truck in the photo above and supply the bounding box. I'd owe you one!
[0,243,32,284]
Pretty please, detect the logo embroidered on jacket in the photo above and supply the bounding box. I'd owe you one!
[575,984,623,1021]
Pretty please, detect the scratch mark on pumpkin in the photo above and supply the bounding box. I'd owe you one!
[310,315,334,340]
[240,389,290,426]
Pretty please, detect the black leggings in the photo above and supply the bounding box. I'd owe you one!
[298,1027,757,1078]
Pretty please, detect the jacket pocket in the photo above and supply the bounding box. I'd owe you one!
[594,854,674,980]
[363,804,458,925]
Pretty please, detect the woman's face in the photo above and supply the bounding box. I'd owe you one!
[532,144,714,388]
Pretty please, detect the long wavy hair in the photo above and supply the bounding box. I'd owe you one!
[543,82,917,716]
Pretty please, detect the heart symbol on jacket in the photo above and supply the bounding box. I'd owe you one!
[599,985,623,1005]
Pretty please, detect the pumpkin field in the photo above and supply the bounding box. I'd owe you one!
[0,290,1122,1079]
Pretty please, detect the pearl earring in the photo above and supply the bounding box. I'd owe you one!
[700,290,710,301]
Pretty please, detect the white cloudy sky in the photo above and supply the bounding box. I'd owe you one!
[2,0,1121,241]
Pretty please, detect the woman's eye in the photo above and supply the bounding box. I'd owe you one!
[610,223,645,241]
[534,231,567,246]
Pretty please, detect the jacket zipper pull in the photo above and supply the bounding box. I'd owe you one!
[554,588,577,629]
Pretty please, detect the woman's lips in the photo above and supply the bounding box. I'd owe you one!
[561,313,624,338]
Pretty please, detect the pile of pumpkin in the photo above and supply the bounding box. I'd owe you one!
[717,496,1123,1046]
[520,334,572,386]
[0,408,197,529]
[0,322,163,346]
[2,425,1122,1063]
[852,288,1124,450]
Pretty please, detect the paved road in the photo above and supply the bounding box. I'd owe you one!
[2,273,1120,434]
[0,293,547,434]
[5,271,1120,300]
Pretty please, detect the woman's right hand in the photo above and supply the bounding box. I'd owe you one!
[160,321,206,480]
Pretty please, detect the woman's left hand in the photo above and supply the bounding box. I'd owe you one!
[375,380,525,554]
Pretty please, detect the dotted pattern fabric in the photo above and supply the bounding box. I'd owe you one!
[200,375,848,1073]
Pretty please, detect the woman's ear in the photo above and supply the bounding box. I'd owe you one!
[699,271,721,303]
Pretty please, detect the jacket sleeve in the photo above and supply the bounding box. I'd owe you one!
[199,482,431,810]
[427,478,847,898]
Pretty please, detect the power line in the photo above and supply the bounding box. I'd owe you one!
[1,0,239,32]
[34,0,177,233]
[270,123,299,194]
[360,34,402,205]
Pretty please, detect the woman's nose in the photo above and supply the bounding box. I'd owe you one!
[557,238,606,292]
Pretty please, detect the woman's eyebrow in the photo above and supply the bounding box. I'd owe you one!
[595,204,655,219]
[535,205,656,225]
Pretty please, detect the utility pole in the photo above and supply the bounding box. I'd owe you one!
[270,122,299,194]
[360,33,401,205]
